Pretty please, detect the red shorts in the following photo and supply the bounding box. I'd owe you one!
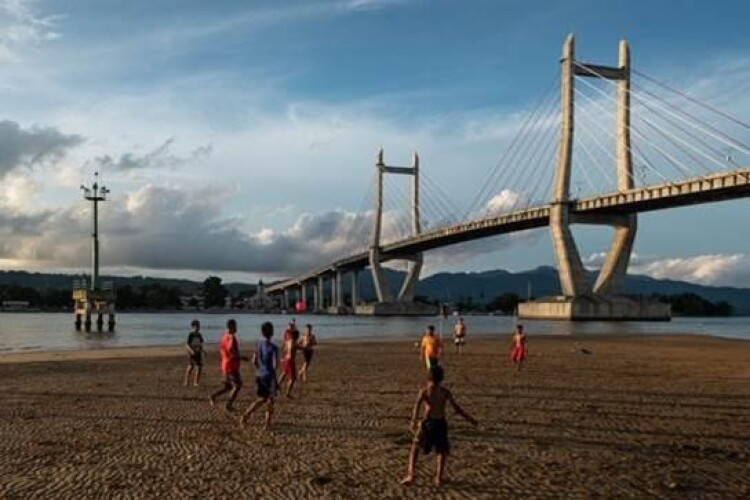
[510,346,526,363]
[282,358,296,381]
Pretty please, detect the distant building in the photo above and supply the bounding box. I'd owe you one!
[180,295,205,309]
[2,300,30,311]
[243,280,276,311]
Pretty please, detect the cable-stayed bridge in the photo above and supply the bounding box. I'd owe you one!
[265,35,750,320]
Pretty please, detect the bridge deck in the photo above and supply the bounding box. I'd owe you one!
[267,166,750,292]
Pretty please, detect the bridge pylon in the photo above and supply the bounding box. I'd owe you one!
[364,149,433,315]
[520,34,669,320]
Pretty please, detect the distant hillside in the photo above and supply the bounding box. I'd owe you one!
[356,266,750,315]
[0,271,256,296]
[2,268,749,314]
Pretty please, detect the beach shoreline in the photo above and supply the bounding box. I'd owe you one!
[1,335,749,497]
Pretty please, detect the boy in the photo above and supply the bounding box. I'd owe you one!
[509,324,527,371]
[419,325,442,370]
[209,319,244,411]
[278,322,300,397]
[401,365,477,486]
[184,319,204,386]
[453,317,466,355]
[298,323,317,383]
[240,321,279,430]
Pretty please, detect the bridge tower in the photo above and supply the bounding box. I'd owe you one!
[520,34,669,320]
[365,149,434,315]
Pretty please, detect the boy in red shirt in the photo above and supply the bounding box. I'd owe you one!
[209,319,244,411]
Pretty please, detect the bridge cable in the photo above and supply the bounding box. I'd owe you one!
[633,69,750,132]
[463,77,558,219]
[572,86,673,186]
[572,81,698,179]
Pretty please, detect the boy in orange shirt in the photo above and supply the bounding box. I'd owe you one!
[209,319,245,411]
[419,325,442,370]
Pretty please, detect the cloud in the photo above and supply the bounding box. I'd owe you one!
[0,0,60,62]
[584,252,750,288]
[345,0,413,11]
[0,120,83,176]
[94,138,212,171]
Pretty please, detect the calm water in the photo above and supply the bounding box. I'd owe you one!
[0,312,748,354]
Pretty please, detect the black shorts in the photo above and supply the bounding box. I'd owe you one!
[188,353,202,367]
[417,418,450,455]
[303,349,314,364]
[223,370,243,388]
[256,375,277,399]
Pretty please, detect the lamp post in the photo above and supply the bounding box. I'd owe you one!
[74,172,115,332]
[80,172,109,291]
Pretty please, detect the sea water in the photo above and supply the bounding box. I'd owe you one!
[0,312,748,353]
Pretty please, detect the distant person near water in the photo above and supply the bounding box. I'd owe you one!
[278,322,300,397]
[298,324,317,383]
[509,324,527,371]
[240,321,279,431]
[400,365,478,487]
[453,317,466,354]
[209,319,245,411]
[184,319,204,386]
[420,325,442,370]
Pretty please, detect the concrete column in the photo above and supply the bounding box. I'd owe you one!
[593,39,637,296]
[369,149,392,303]
[301,283,308,309]
[412,152,421,235]
[334,269,344,308]
[351,271,359,307]
[397,258,422,302]
[318,275,325,310]
[283,289,290,310]
[550,34,590,297]
[312,281,319,311]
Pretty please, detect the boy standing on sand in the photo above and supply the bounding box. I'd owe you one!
[453,317,466,355]
[401,365,478,486]
[420,325,442,370]
[278,323,300,397]
[509,324,527,371]
[209,319,244,411]
[184,319,204,386]
[240,321,279,430]
[298,324,317,383]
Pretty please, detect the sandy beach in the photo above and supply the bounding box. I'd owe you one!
[1,334,749,498]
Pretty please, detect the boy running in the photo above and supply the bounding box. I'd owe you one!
[209,319,244,411]
[184,319,204,386]
[401,366,477,486]
[240,321,279,430]
[298,324,317,382]
[419,325,442,370]
[453,317,466,355]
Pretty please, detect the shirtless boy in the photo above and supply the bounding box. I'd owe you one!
[453,317,466,355]
[401,365,477,486]
[509,324,528,371]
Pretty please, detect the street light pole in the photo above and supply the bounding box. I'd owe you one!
[80,172,109,291]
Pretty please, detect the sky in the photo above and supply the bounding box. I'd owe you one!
[1,0,750,287]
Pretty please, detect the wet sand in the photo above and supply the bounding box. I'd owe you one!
[1,334,749,498]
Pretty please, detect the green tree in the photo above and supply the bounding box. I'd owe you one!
[202,276,227,308]
[486,293,520,315]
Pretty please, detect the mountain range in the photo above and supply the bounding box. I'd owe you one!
[1,267,749,314]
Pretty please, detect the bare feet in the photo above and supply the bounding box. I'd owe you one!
[434,476,445,486]
[239,414,248,429]
[193,382,199,387]
[400,476,414,486]
[208,396,216,407]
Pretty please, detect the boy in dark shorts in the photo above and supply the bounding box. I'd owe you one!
[401,365,477,487]
[209,319,244,411]
[240,321,279,430]
[298,323,317,383]
[184,319,205,386]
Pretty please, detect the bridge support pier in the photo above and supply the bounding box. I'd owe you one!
[351,271,359,308]
[361,150,436,316]
[519,34,669,321]
[283,289,290,311]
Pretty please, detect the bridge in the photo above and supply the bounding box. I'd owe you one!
[265,34,750,320]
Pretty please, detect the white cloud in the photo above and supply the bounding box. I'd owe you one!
[0,0,60,62]
[584,252,750,288]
